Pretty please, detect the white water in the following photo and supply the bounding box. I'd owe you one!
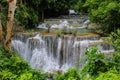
[37,23,48,29]
[37,19,90,30]
[51,19,90,29]
[69,9,77,15]
[12,34,114,73]
[12,40,25,57]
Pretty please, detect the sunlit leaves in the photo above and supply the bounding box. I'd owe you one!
[23,12,29,18]
[18,73,33,80]
[0,70,17,80]
[0,46,47,80]
[106,2,118,11]
[96,69,120,80]
[55,68,80,80]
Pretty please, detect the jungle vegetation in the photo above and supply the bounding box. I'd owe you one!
[0,0,120,80]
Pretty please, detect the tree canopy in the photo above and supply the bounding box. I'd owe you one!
[0,0,78,29]
[1,0,120,32]
[73,0,120,33]
[85,0,120,32]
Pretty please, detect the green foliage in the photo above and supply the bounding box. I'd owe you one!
[15,4,29,27]
[56,30,62,36]
[61,29,67,34]
[0,0,7,28]
[55,46,120,80]
[80,46,108,77]
[80,46,120,79]
[84,0,120,32]
[110,29,120,51]
[111,52,120,73]
[71,29,77,36]
[18,73,33,80]
[103,29,120,51]
[55,68,80,80]
[74,0,88,13]
[0,46,47,80]
[15,1,40,28]
[73,0,120,33]
[1,0,79,29]
[95,69,120,80]
[0,70,17,80]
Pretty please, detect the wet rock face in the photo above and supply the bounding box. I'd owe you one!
[12,33,114,72]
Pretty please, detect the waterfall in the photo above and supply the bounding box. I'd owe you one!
[12,33,114,73]
[37,16,90,30]
[56,37,62,64]
[12,40,25,58]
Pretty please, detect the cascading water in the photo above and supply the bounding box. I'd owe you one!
[37,14,90,31]
[12,33,114,73]
[12,14,114,73]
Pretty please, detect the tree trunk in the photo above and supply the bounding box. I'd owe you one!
[20,0,22,4]
[5,0,16,50]
[41,11,44,22]
[0,20,3,44]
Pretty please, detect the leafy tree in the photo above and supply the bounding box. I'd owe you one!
[103,29,120,51]
[74,0,88,13]
[15,0,79,29]
[79,46,120,79]
[110,29,120,51]
[84,0,120,33]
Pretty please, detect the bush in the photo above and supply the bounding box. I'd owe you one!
[81,46,108,76]
[56,30,62,37]
[55,46,120,80]
[95,69,120,80]
[79,46,120,79]
[0,46,47,80]
[55,68,80,80]
[110,29,120,51]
